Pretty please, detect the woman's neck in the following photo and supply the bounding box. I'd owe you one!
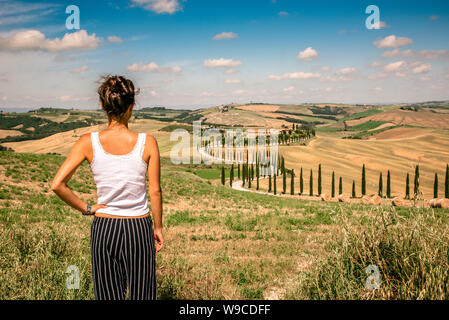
[107,119,129,131]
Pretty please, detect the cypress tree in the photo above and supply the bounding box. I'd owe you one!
[434,173,438,199]
[221,166,225,185]
[300,167,304,194]
[238,163,240,179]
[318,164,322,195]
[251,163,254,181]
[248,166,252,189]
[414,165,420,199]
[445,164,449,199]
[405,173,410,199]
[281,156,285,175]
[290,169,295,195]
[331,171,335,198]
[268,174,272,193]
[256,164,260,190]
[309,169,313,196]
[230,164,234,187]
[242,163,246,186]
[339,177,343,195]
[361,164,366,196]
[386,170,391,198]
[352,180,356,198]
[273,174,277,195]
[378,172,383,197]
[283,168,287,194]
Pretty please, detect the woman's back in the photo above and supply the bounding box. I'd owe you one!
[90,131,149,217]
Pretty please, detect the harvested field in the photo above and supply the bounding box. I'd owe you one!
[347,109,449,129]
[372,127,429,140]
[236,104,281,113]
[0,130,23,139]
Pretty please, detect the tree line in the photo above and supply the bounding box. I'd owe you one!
[221,158,449,200]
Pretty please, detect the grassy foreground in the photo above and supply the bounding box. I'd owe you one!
[0,151,448,300]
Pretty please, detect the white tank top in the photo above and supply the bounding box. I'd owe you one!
[90,132,149,217]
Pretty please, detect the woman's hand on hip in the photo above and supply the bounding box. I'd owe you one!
[154,228,164,253]
[91,204,108,214]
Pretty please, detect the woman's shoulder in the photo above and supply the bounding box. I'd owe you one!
[80,132,94,143]
[77,132,95,150]
[144,133,158,148]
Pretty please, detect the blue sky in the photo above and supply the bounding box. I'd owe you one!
[0,0,448,109]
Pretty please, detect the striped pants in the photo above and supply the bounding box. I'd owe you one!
[90,216,156,300]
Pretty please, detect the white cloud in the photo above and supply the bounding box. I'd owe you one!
[224,79,241,84]
[384,61,408,73]
[268,72,321,80]
[127,61,182,73]
[430,15,439,20]
[278,11,288,16]
[70,65,88,74]
[371,61,383,68]
[321,66,331,72]
[373,35,413,48]
[224,69,239,74]
[0,29,100,52]
[212,32,238,40]
[204,58,243,68]
[381,49,414,59]
[381,61,432,76]
[417,50,449,60]
[107,36,123,43]
[0,1,58,26]
[283,86,295,92]
[130,0,182,14]
[322,68,358,82]
[1,96,7,101]
[335,67,357,75]
[374,87,383,92]
[412,63,432,74]
[296,47,319,61]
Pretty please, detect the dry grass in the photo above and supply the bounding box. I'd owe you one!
[347,109,449,129]
[0,130,23,139]
[0,151,448,300]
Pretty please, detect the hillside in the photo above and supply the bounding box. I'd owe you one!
[0,151,448,299]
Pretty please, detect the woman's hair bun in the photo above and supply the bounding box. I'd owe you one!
[98,75,137,118]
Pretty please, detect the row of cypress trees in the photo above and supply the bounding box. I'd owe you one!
[222,161,449,200]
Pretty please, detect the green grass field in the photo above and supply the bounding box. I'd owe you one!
[1,151,448,300]
[339,109,384,122]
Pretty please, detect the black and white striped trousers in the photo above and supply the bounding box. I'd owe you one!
[90,216,156,300]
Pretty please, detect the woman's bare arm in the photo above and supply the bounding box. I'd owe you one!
[147,134,164,252]
[51,134,107,214]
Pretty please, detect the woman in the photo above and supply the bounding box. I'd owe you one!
[51,75,164,300]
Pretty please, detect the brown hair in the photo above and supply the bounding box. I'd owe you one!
[97,75,137,119]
